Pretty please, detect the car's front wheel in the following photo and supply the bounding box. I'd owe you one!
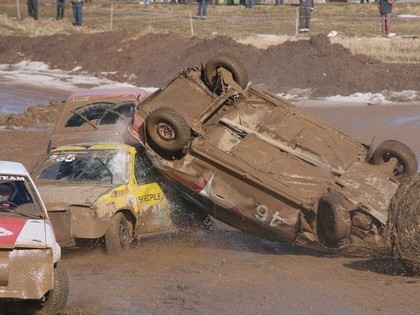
[104,212,132,255]
[146,106,191,158]
[36,263,69,314]
[388,174,420,274]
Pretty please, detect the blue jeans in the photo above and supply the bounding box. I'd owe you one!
[27,0,38,19]
[197,0,207,17]
[72,2,83,26]
[57,0,66,19]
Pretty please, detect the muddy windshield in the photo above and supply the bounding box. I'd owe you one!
[35,149,129,185]
[0,176,44,218]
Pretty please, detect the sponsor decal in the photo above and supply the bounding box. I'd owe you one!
[0,218,26,246]
[138,192,161,203]
[0,175,25,181]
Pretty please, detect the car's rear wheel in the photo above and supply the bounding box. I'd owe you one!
[146,106,191,157]
[370,140,418,182]
[104,212,132,255]
[317,192,351,242]
[36,263,69,314]
[388,174,420,274]
[204,52,249,92]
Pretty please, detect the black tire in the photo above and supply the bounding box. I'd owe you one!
[204,52,249,91]
[146,107,191,154]
[317,192,351,242]
[370,140,418,182]
[36,263,69,314]
[388,174,420,274]
[104,212,132,255]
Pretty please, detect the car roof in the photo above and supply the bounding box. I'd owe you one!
[52,142,138,152]
[67,87,149,101]
[0,161,30,176]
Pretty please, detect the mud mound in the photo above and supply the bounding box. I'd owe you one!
[1,32,420,97]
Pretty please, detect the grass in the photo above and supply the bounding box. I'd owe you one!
[0,1,420,63]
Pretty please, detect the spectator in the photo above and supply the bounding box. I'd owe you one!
[197,0,207,19]
[378,0,395,37]
[71,0,84,26]
[56,0,66,20]
[298,0,314,33]
[245,0,253,9]
[27,0,38,20]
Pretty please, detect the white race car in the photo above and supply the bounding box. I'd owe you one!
[0,161,68,313]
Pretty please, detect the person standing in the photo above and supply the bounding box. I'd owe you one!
[56,0,66,20]
[27,0,38,20]
[378,0,395,37]
[71,0,84,26]
[298,0,314,33]
[245,0,254,9]
[197,0,207,19]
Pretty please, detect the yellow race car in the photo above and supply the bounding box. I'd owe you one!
[32,142,175,255]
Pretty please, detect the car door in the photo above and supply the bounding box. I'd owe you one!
[132,149,173,234]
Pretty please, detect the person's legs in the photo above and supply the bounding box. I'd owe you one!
[27,0,33,17]
[33,0,38,19]
[197,0,202,16]
[384,12,391,34]
[299,6,305,31]
[76,3,83,26]
[305,7,312,30]
[202,0,207,16]
[57,0,65,19]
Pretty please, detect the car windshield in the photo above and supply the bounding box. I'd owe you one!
[65,102,134,127]
[0,176,44,218]
[35,149,129,185]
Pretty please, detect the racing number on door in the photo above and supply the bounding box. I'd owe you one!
[255,204,285,227]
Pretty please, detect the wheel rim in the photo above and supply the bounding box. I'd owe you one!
[157,121,176,141]
[382,152,405,176]
[119,222,129,249]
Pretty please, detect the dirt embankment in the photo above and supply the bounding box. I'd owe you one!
[1,32,420,97]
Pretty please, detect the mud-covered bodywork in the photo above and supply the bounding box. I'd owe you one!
[32,143,174,255]
[129,53,419,260]
[48,87,149,152]
[0,161,68,312]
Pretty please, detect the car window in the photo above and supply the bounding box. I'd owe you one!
[65,102,135,127]
[0,177,44,217]
[35,149,129,185]
[134,147,161,184]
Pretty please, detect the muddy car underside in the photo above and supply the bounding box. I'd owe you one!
[131,53,419,270]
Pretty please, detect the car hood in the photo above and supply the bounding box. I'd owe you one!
[0,217,51,249]
[36,183,113,210]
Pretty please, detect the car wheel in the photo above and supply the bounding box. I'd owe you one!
[388,174,420,274]
[370,140,418,182]
[317,192,351,242]
[36,263,69,314]
[204,52,249,91]
[104,212,132,255]
[146,106,191,156]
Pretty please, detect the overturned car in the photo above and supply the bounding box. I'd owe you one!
[129,53,420,272]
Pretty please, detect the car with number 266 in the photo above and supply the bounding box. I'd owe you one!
[32,142,175,255]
